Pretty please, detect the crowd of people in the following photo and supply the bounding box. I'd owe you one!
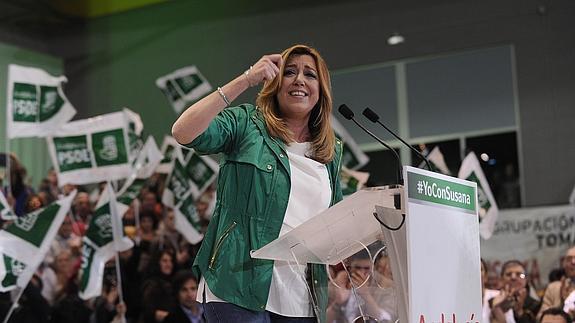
[2,153,575,323]
[1,39,574,322]
[1,155,207,323]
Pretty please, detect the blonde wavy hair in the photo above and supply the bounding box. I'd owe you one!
[256,44,335,164]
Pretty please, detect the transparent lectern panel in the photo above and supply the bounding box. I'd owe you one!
[327,240,399,323]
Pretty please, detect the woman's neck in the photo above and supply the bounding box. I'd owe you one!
[285,117,310,143]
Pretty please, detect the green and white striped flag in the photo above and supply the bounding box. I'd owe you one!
[156,66,212,115]
[340,167,370,197]
[0,190,17,221]
[458,152,499,239]
[47,109,143,186]
[79,183,133,300]
[6,64,76,138]
[0,192,76,291]
[116,136,163,216]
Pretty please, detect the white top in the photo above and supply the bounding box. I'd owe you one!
[198,142,332,318]
[482,289,516,323]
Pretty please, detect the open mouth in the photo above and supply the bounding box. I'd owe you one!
[288,90,308,97]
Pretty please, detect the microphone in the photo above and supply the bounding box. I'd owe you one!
[362,107,433,171]
[338,104,403,185]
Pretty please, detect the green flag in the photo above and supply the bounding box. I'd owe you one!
[79,184,133,300]
[0,192,76,290]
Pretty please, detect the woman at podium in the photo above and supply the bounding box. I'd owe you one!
[172,44,344,322]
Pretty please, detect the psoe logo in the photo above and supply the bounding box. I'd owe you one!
[15,209,40,231]
[10,258,26,276]
[99,136,118,161]
[94,213,113,239]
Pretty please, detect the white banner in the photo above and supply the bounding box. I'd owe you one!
[47,109,141,186]
[481,204,575,290]
[458,152,499,239]
[156,66,212,115]
[6,64,76,138]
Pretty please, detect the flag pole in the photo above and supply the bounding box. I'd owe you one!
[113,252,126,323]
[2,285,25,323]
[108,181,127,323]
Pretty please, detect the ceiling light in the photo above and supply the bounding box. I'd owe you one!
[387,33,405,45]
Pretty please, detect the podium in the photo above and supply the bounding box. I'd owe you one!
[251,166,483,323]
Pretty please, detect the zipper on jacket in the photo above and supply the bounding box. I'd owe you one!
[331,140,344,205]
[208,221,237,270]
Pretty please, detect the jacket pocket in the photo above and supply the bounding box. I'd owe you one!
[208,221,237,270]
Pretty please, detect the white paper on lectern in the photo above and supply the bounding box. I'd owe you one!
[250,187,401,265]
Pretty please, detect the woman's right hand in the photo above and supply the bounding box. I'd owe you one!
[244,54,283,87]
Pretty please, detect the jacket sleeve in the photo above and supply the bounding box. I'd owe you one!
[185,104,252,155]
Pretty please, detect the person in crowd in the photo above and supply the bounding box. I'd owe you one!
[38,168,60,205]
[154,208,192,269]
[164,270,204,323]
[3,274,51,323]
[482,259,502,323]
[539,308,571,323]
[140,248,178,323]
[44,215,81,267]
[539,246,575,318]
[137,208,160,273]
[489,260,540,323]
[24,194,44,213]
[5,154,34,216]
[327,250,395,323]
[71,191,93,235]
[172,44,343,322]
[91,270,128,323]
[141,190,163,220]
[48,268,91,322]
[41,249,75,306]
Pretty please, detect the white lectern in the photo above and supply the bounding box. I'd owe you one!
[252,166,482,323]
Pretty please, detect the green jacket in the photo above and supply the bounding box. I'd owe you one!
[187,104,343,322]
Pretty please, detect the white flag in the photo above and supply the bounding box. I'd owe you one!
[6,64,76,138]
[79,184,133,300]
[569,185,575,205]
[156,66,212,115]
[162,149,218,244]
[422,146,451,175]
[47,109,142,186]
[156,136,188,174]
[116,136,164,216]
[0,192,76,291]
[0,191,17,221]
[331,116,369,170]
[458,152,499,239]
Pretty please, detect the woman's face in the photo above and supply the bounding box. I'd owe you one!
[159,253,173,275]
[276,54,320,120]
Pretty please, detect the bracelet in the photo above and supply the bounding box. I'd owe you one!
[243,65,253,87]
[217,87,230,106]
